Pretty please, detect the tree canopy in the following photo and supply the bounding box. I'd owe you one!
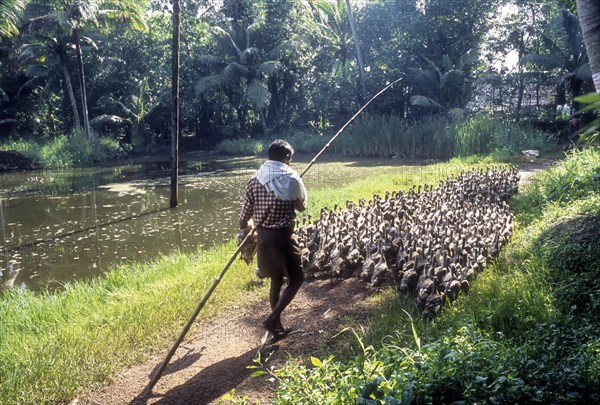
[0,0,596,151]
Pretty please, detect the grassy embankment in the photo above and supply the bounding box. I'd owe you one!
[0,157,501,404]
[265,148,600,404]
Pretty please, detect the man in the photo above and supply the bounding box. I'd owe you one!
[239,140,307,339]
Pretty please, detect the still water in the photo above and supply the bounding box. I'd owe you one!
[0,157,264,291]
[0,155,353,291]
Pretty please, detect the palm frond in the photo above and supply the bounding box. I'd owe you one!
[18,44,44,65]
[223,63,248,79]
[410,95,442,109]
[98,6,148,32]
[520,54,563,70]
[17,76,45,99]
[90,114,131,130]
[96,95,135,119]
[213,26,243,59]
[198,54,225,68]
[267,40,296,59]
[247,79,270,110]
[575,63,591,80]
[258,61,281,76]
[24,64,49,78]
[195,74,227,95]
[0,0,25,37]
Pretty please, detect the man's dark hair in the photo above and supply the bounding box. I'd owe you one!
[268,139,294,162]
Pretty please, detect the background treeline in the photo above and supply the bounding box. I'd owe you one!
[0,0,596,165]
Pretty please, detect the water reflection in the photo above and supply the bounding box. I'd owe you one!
[0,159,258,291]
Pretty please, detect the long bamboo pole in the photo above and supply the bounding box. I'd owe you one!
[146,77,403,392]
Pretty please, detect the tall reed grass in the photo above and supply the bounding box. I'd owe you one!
[1,130,129,169]
[329,114,455,159]
[215,138,265,155]
[216,112,554,161]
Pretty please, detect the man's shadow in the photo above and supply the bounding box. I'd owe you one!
[131,348,262,405]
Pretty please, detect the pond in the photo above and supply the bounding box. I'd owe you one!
[0,154,376,292]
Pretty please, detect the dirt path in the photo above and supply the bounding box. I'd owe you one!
[78,277,375,405]
[78,160,553,405]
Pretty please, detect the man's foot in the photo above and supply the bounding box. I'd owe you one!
[268,326,292,344]
[263,319,291,338]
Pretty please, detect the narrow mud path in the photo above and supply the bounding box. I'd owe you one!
[79,277,374,405]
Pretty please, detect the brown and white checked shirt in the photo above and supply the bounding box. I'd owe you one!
[239,177,306,230]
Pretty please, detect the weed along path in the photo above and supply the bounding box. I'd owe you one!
[79,277,375,404]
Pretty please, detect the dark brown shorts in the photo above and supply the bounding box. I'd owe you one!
[256,227,303,281]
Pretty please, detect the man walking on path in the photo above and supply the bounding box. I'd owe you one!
[239,140,307,339]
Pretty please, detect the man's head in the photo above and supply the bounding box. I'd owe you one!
[268,139,294,163]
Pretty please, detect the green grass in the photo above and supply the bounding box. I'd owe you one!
[0,243,265,404]
[266,147,600,404]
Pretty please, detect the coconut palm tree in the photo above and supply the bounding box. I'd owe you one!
[0,0,25,103]
[0,0,24,38]
[18,33,82,130]
[26,0,147,139]
[195,23,293,134]
[344,0,367,101]
[576,0,600,92]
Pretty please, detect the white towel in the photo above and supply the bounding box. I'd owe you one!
[255,160,307,202]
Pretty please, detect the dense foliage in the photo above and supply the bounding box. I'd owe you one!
[1,0,596,165]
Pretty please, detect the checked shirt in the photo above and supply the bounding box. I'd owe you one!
[239,177,306,230]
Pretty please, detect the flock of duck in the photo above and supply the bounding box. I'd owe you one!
[291,167,520,315]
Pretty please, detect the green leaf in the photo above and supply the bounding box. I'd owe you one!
[310,356,323,368]
[574,93,600,104]
[250,370,266,377]
[195,74,227,95]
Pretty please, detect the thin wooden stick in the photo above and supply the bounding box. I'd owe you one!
[147,228,257,391]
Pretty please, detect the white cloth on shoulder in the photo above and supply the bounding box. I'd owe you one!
[255,160,307,202]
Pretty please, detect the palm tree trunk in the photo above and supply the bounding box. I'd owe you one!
[170,0,180,208]
[74,28,92,139]
[60,59,81,130]
[576,0,600,92]
[345,0,367,102]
